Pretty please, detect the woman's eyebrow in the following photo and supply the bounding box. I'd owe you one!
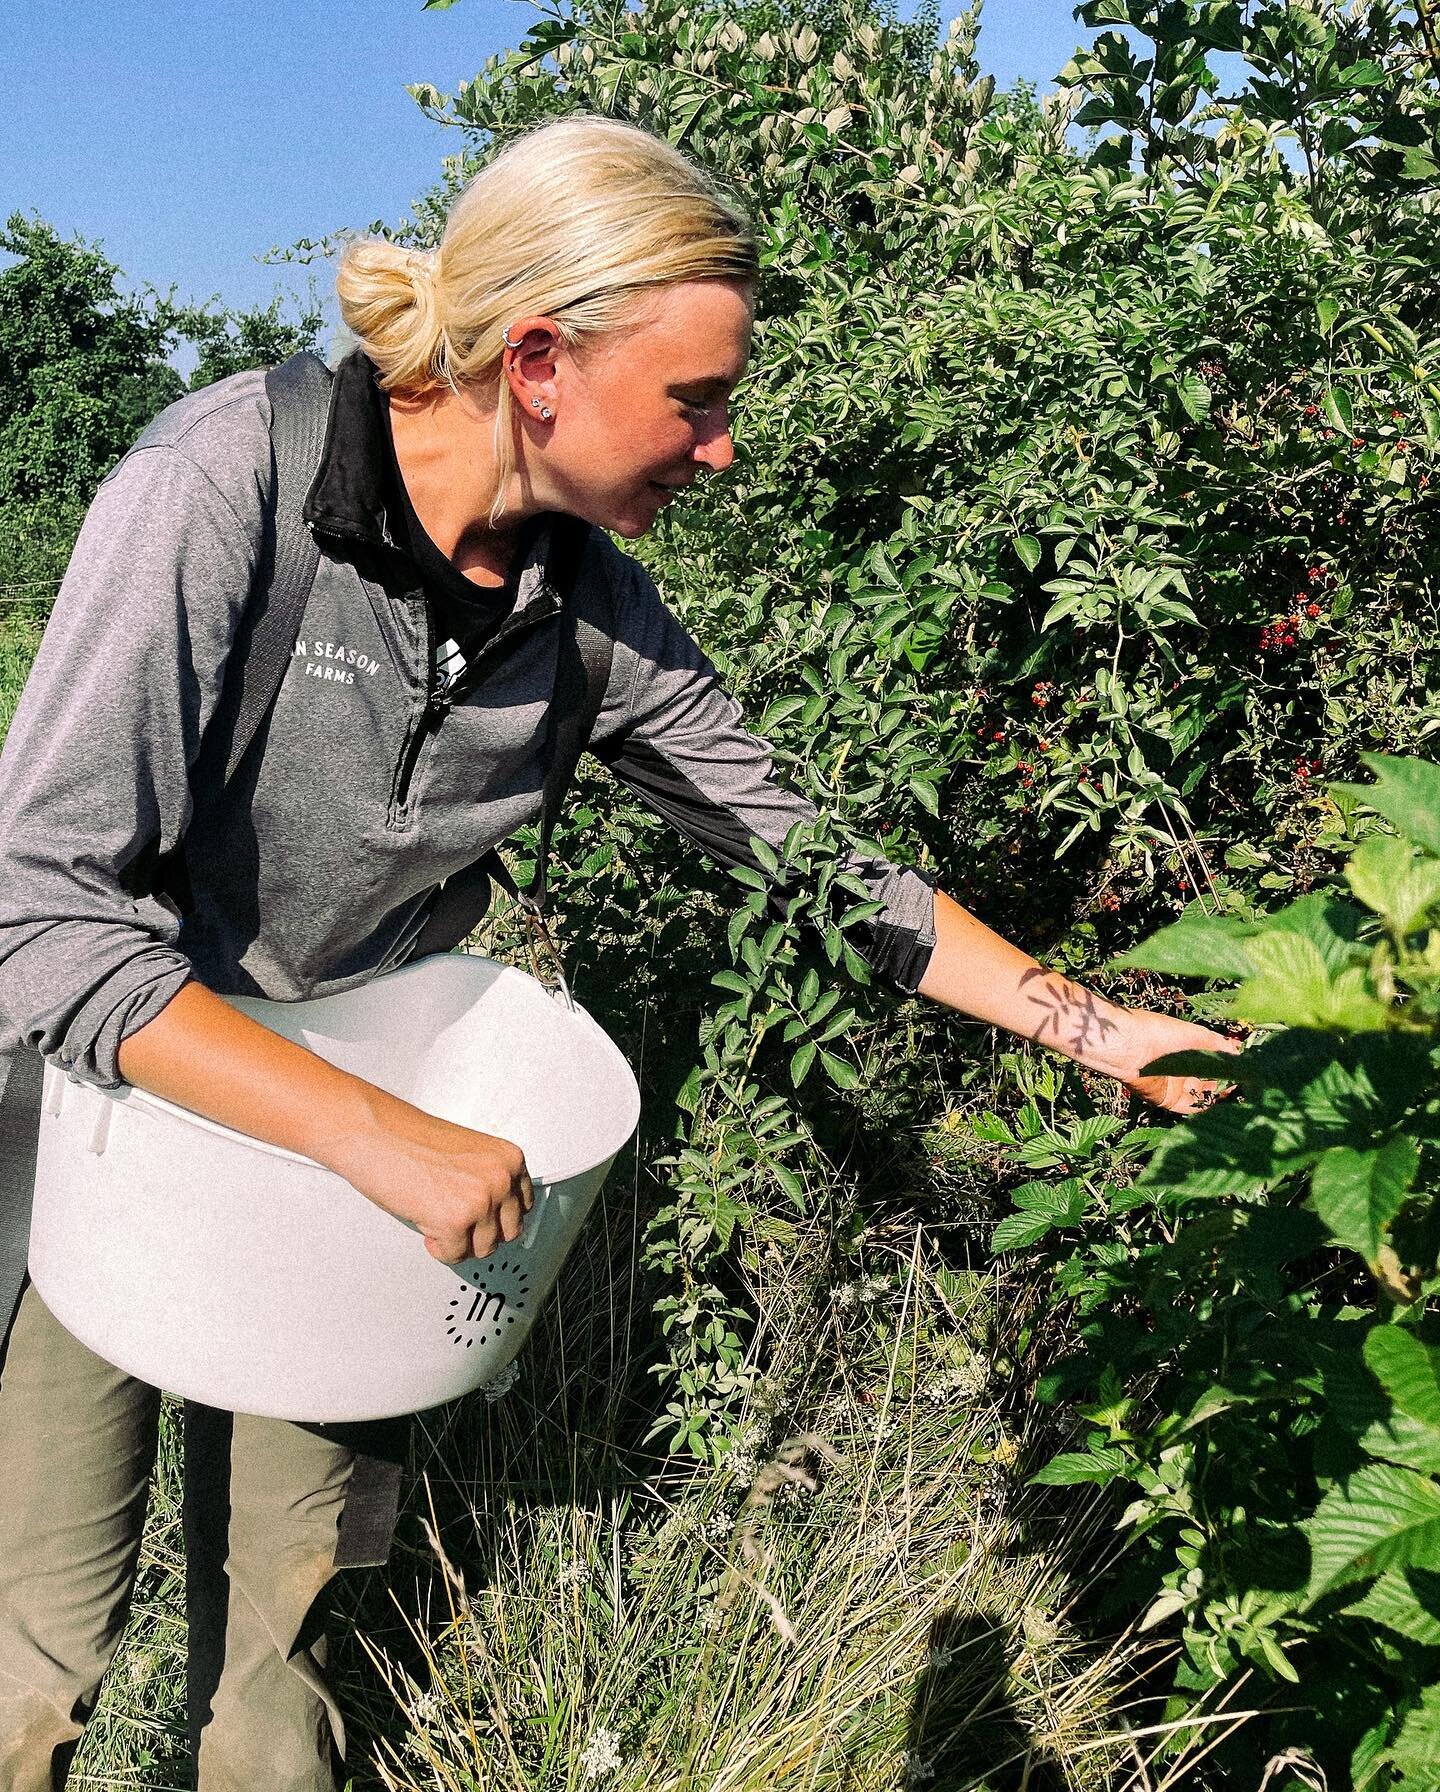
[670,373,742,396]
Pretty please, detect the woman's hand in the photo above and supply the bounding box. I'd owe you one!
[1095,1007,1244,1114]
[328,1105,536,1264]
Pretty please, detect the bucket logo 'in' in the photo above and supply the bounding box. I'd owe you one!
[446,1258,531,1348]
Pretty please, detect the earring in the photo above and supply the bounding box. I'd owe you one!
[541,407,553,420]
[531,398,541,407]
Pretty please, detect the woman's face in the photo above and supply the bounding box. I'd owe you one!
[509,277,755,538]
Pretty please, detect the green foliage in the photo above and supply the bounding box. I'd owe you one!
[0,213,326,666]
[172,288,325,392]
[0,212,183,510]
[995,754,1440,1785]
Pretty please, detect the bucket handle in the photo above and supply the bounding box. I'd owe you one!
[516,895,576,1014]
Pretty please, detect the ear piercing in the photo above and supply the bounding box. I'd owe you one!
[529,398,553,420]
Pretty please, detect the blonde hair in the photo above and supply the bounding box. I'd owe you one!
[336,114,758,527]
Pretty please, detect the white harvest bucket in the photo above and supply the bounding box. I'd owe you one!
[27,954,640,1422]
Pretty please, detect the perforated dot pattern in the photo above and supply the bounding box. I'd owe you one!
[444,1252,532,1348]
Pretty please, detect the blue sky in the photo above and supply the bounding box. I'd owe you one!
[3,0,1094,362]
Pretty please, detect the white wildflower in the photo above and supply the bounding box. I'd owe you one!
[904,1751,936,1785]
[558,1557,594,1590]
[922,1359,989,1405]
[926,1643,957,1672]
[579,1723,624,1779]
[830,1283,858,1311]
[858,1273,890,1304]
[480,1360,519,1402]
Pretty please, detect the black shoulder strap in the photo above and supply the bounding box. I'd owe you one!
[221,352,332,787]
[154,352,333,917]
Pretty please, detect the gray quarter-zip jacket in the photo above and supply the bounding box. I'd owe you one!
[0,362,937,1094]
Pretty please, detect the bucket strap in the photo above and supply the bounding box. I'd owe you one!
[0,1045,43,1365]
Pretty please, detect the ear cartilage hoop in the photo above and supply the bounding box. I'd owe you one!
[502,325,525,350]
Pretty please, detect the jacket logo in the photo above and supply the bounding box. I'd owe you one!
[292,639,382,688]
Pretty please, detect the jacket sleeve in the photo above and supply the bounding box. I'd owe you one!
[0,446,258,1087]
[589,555,937,996]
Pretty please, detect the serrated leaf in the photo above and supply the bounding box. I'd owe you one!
[1015,533,1042,574]
[790,1041,817,1087]
[774,1164,807,1210]
[1332,755,1440,857]
[1347,1569,1440,1646]
[1310,1135,1419,1259]
[820,1050,859,1090]
[1108,916,1256,981]
[1387,1683,1440,1780]
[1305,1462,1440,1600]
[909,777,941,817]
[1231,931,1389,1031]
[1315,294,1340,335]
[749,836,780,876]
[1366,1326,1440,1437]
[1323,387,1354,432]
[1176,372,1211,422]
[711,969,751,996]
[1346,834,1440,934]
[992,1208,1065,1251]
[1029,1445,1126,1486]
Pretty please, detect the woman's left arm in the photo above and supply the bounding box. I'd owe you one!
[917,887,1240,1114]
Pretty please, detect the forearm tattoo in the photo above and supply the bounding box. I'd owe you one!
[1018,966,1120,1061]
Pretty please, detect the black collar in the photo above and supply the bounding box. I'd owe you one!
[301,350,563,626]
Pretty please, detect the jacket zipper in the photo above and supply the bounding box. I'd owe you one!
[391,593,446,821]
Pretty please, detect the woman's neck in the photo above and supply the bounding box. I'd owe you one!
[387,384,534,581]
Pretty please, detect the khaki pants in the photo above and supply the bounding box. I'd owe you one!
[0,1278,409,1791]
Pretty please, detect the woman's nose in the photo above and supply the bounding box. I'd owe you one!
[694,424,735,474]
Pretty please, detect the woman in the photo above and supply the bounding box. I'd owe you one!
[0,116,1235,1789]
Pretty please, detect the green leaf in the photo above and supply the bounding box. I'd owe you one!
[1387,1684,1440,1781]
[1310,1135,1419,1259]
[1014,533,1042,574]
[1336,59,1386,86]
[909,776,941,817]
[1331,756,1440,859]
[1345,834,1440,934]
[991,1208,1065,1251]
[1231,932,1389,1031]
[1402,145,1440,182]
[1141,1100,1298,1200]
[1323,387,1354,433]
[1176,372,1211,422]
[1315,294,1340,336]
[1108,916,1256,981]
[1305,1462,1440,1600]
[790,1041,817,1087]
[711,969,751,996]
[1346,1570,1440,1646]
[1029,1445,1126,1486]
[1365,1327,1440,1439]
[820,1050,859,1090]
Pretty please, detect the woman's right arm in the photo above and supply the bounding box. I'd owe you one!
[115,982,533,1261]
[115,982,533,1262]
[0,426,527,1263]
